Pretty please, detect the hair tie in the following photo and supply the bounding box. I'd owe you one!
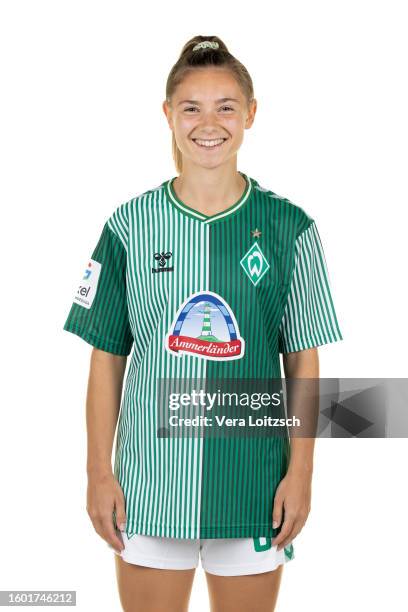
[192,41,219,52]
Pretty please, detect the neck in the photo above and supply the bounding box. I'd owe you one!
[173,168,246,216]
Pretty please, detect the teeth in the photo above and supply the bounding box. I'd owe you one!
[193,138,226,148]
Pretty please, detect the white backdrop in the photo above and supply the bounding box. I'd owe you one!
[1,0,407,610]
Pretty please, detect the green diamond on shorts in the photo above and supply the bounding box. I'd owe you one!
[284,543,294,560]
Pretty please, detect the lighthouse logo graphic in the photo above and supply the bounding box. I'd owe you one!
[165,291,245,361]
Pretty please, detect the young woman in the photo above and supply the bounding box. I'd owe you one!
[63,35,343,612]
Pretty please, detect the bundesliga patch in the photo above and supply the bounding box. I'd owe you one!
[73,258,102,309]
[165,291,245,361]
[240,241,270,286]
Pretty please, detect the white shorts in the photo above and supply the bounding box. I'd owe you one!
[110,531,295,576]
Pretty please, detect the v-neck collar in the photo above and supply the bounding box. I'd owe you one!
[165,171,253,224]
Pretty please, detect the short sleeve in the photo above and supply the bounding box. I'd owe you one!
[63,221,133,356]
[278,220,343,353]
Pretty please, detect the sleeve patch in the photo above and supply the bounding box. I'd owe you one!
[73,258,102,309]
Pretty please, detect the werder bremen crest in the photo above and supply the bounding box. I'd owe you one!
[240,241,270,286]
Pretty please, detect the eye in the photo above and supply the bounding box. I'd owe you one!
[183,106,234,113]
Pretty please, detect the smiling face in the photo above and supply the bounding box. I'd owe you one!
[163,67,257,171]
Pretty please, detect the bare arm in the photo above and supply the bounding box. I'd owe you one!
[272,347,319,551]
[283,347,319,475]
[85,347,128,553]
[86,348,127,475]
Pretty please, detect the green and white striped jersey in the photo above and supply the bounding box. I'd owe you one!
[63,171,343,539]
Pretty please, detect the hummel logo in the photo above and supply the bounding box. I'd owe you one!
[152,251,174,273]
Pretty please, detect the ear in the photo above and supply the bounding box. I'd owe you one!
[245,98,257,129]
[162,99,173,130]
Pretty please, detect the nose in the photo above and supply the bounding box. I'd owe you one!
[194,120,226,137]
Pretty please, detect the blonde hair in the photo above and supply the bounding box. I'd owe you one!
[165,35,254,174]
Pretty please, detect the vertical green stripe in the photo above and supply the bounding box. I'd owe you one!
[114,186,207,539]
[200,183,292,537]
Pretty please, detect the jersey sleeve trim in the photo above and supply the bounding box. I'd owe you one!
[63,321,132,355]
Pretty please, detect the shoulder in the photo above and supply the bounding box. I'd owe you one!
[251,177,315,238]
[105,180,167,248]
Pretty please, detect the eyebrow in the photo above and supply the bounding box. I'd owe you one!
[177,97,240,106]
